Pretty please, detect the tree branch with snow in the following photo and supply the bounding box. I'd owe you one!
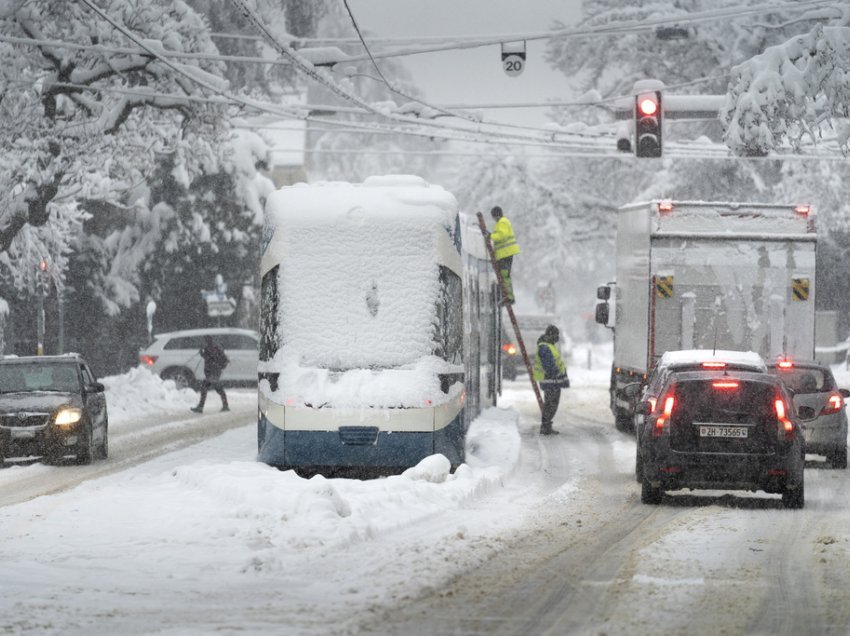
[721,25,850,156]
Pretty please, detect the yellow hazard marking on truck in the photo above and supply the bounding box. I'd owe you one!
[792,278,810,301]
[655,276,674,298]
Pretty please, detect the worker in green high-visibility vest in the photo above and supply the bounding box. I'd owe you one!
[489,206,520,305]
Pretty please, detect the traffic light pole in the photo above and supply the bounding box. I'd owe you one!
[476,212,544,415]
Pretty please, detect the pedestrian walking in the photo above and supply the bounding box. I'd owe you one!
[533,325,570,435]
[191,335,230,413]
[489,206,520,304]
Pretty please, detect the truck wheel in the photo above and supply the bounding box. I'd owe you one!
[614,408,633,433]
[640,476,663,505]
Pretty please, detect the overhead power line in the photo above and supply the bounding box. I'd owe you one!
[217,0,837,67]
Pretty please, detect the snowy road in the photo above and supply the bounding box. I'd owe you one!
[0,393,256,508]
[2,373,850,635]
[356,384,850,636]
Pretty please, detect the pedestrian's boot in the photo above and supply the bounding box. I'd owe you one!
[191,405,203,413]
[539,422,559,435]
[221,400,230,412]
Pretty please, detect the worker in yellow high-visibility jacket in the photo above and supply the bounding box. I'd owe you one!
[489,206,520,304]
[533,325,570,435]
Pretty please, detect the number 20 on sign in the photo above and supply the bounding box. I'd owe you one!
[501,41,526,78]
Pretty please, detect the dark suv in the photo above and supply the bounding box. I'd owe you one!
[632,350,768,480]
[0,355,108,466]
[637,367,807,508]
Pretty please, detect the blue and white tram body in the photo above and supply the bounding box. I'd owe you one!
[257,175,500,473]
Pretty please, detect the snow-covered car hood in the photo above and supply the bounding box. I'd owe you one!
[0,392,82,413]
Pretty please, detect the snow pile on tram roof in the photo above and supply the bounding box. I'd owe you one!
[264,174,458,227]
[262,176,462,406]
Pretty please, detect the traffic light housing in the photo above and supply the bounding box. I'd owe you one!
[635,91,662,158]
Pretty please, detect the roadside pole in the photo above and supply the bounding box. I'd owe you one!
[476,212,544,415]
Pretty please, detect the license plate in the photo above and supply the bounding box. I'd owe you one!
[11,429,36,440]
[699,425,748,438]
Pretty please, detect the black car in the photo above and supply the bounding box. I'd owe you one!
[631,350,768,478]
[636,367,807,508]
[0,355,108,466]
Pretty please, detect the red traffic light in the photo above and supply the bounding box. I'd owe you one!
[638,96,659,116]
[634,90,663,158]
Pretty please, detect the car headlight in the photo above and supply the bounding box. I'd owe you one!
[54,408,83,426]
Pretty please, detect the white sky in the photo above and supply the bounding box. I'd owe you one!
[347,0,584,127]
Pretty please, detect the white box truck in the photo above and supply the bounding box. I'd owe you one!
[595,200,817,430]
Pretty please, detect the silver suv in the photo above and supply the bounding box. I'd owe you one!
[139,328,259,389]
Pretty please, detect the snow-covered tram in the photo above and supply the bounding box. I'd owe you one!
[256,175,500,474]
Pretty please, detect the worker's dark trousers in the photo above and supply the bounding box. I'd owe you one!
[541,387,561,430]
[497,256,514,302]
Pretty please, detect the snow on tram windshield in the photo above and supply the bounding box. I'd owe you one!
[259,175,463,408]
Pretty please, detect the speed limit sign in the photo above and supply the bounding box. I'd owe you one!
[501,41,526,78]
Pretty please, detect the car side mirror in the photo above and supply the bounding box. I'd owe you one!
[90,382,105,393]
[797,405,816,420]
[635,400,652,416]
[840,388,850,398]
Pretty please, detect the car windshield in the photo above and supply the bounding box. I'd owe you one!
[0,363,80,393]
[773,367,835,394]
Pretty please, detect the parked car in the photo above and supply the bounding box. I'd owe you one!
[768,359,849,469]
[0,354,108,466]
[501,315,570,381]
[500,328,520,380]
[636,363,808,508]
[139,327,259,389]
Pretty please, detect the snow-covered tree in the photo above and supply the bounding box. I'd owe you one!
[722,21,850,155]
[0,0,232,288]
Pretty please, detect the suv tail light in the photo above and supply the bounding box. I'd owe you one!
[821,393,844,415]
[652,394,676,438]
[774,397,795,441]
[140,354,158,366]
[712,380,739,390]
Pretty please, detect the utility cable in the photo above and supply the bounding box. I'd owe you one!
[340,0,477,123]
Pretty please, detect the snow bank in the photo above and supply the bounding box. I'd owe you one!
[100,366,197,423]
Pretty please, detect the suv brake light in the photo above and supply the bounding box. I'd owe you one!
[712,380,739,389]
[701,361,726,369]
[822,393,844,415]
[502,343,517,356]
[140,354,158,366]
[776,360,794,369]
